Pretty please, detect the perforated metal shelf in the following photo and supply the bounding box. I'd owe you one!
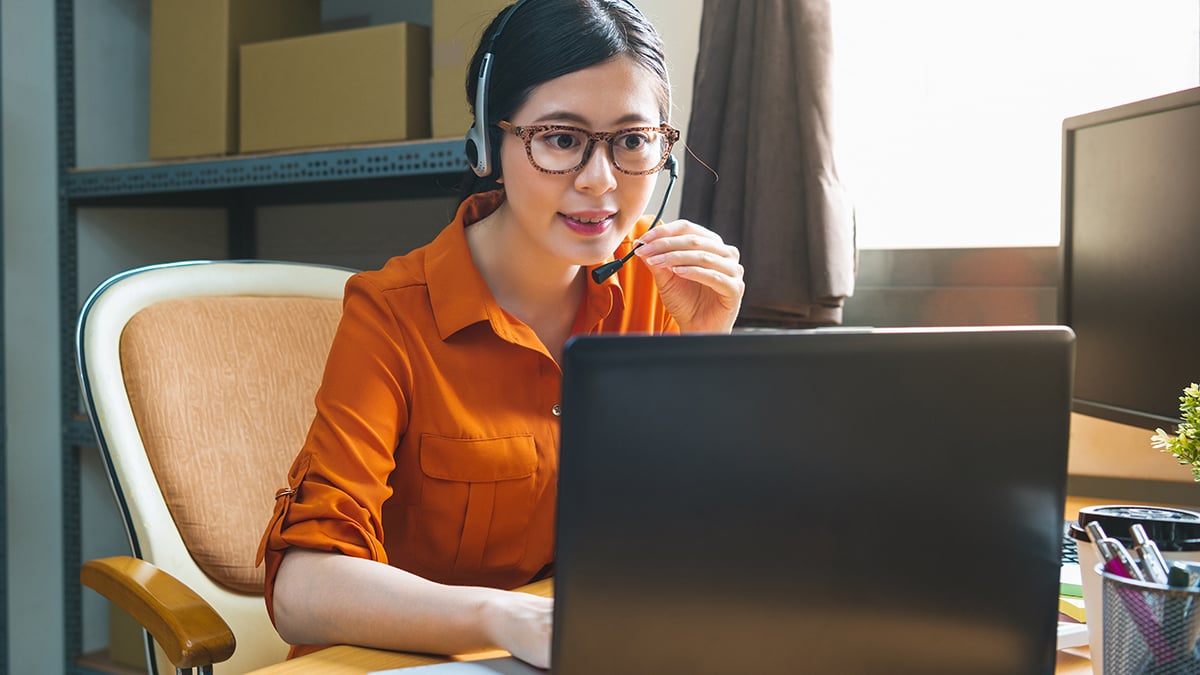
[64,138,470,201]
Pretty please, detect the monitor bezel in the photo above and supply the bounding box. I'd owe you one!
[1059,86,1200,430]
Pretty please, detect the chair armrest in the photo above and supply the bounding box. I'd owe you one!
[81,556,236,669]
[513,577,553,598]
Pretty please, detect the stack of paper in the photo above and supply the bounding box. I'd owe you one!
[1057,562,1089,649]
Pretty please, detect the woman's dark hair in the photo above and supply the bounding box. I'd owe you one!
[458,0,670,201]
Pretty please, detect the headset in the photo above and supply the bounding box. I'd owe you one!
[465,0,648,178]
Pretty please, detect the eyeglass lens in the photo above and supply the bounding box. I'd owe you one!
[529,127,670,174]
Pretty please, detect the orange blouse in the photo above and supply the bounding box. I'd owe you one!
[258,190,678,628]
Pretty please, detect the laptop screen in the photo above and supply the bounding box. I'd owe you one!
[553,327,1074,675]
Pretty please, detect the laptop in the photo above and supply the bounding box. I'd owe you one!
[377,326,1075,675]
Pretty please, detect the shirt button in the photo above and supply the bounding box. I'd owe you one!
[551,403,562,417]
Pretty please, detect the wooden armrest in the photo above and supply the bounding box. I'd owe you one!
[80,556,236,669]
[513,577,553,598]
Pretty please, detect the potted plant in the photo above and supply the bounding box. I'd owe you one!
[1152,383,1200,480]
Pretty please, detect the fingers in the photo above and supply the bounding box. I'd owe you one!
[638,246,742,278]
[633,220,743,285]
[631,219,745,333]
[637,219,724,248]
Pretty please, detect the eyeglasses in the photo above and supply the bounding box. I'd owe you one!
[497,120,680,176]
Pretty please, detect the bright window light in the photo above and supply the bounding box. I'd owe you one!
[831,1,1200,249]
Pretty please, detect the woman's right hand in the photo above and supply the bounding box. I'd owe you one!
[481,590,554,668]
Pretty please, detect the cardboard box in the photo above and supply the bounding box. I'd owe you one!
[431,1,509,139]
[149,0,320,159]
[239,23,431,153]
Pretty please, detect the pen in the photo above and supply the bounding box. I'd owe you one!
[1172,561,1200,577]
[1085,521,1111,562]
[1086,521,1146,582]
[1167,563,1192,635]
[1131,523,1171,586]
[1167,563,1192,589]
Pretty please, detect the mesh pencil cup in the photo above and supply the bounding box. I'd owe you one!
[1099,564,1200,675]
[1070,505,1200,672]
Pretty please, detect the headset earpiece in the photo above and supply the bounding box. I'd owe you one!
[464,136,480,170]
[466,52,496,177]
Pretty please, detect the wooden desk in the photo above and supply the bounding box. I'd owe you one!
[245,576,1094,674]
[1056,647,1093,674]
[249,645,1094,674]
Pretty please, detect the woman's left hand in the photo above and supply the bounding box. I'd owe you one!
[633,219,744,333]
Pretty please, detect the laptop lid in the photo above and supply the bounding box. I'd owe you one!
[552,326,1074,675]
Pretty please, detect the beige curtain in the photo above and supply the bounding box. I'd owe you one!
[680,0,856,327]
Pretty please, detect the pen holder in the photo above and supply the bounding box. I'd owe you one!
[1099,564,1200,675]
[1071,504,1200,673]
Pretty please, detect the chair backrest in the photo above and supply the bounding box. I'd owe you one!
[77,260,354,675]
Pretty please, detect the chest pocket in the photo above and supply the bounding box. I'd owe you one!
[418,434,540,570]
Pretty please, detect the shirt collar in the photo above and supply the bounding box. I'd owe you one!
[425,191,507,341]
[577,215,658,332]
[576,237,630,334]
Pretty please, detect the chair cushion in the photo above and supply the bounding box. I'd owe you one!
[120,295,342,594]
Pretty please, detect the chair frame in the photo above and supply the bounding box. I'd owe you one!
[76,259,354,675]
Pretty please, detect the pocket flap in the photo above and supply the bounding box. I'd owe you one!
[419,434,538,482]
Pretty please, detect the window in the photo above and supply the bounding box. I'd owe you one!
[831,1,1200,249]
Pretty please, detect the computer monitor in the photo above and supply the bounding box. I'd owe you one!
[1059,86,1200,430]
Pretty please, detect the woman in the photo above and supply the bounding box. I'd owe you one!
[259,0,743,668]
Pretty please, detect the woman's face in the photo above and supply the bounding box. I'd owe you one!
[497,55,666,270]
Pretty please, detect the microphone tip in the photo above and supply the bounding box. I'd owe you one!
[590,259,623,284]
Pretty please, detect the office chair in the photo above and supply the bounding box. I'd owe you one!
[76,260,354,675]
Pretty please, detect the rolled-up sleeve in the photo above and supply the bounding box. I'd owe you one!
[257,274,412,619]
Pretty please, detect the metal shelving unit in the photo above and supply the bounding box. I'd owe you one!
[55,1,467,671]
[65,139,468,203]
[2,7,9,671]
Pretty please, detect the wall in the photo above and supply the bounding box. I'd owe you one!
[636,0,701,223]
